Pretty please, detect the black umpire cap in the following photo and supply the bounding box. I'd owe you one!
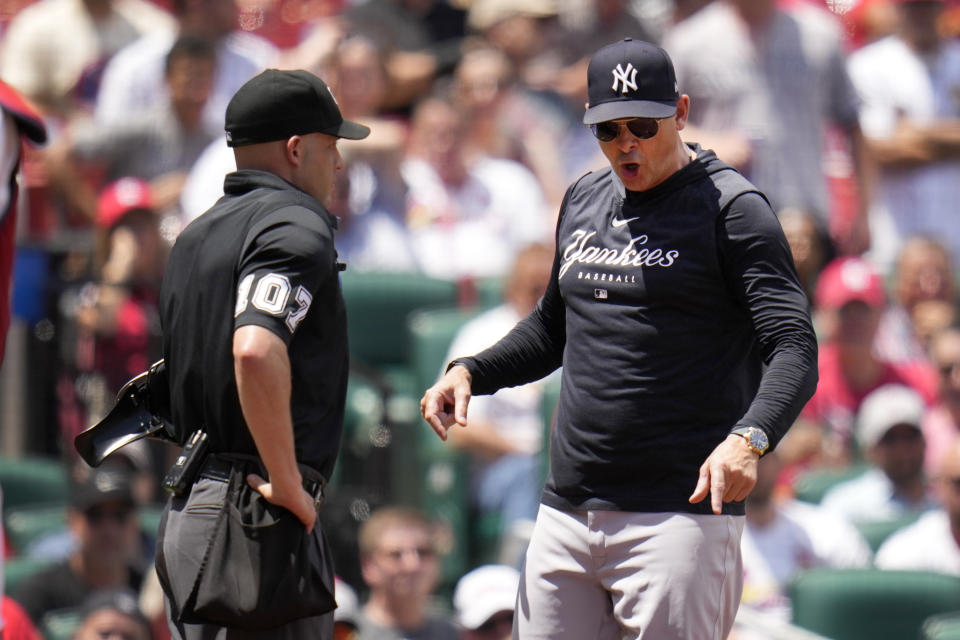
[225,69,370,147]
[583,38,680,125]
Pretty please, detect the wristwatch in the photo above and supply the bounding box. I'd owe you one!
[731,426,769,457]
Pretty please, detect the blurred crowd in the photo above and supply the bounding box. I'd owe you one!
[3,0,960,638]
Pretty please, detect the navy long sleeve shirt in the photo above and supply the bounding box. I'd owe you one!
[454,146,818,515]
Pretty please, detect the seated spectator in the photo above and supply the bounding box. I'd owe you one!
[804,256,938,462]
[876,236,958,365]
[0,0,174,119]
[442,244,554,559]
[25,444,158,561]
[11,464,145,626]
[924,325,960,475]
[341,0,467,112]
[326,36,408,223]
[355,507,458,640]
[73,589,152,640]
[329,169,419,273]
[450,44,575,211]
[777,207,835,306]
[45,36,219,225]
[452,564,519,640]
[464,0,563,97]
[821,384,939,522]
[402,95,552,280]
[0,596,41,640]
[875,436,960,576]
[741,452,871,622]
[95,0,275,132]
[77,178,166,396]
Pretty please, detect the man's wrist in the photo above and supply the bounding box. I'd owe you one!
[446,358,470,373]
[730,426,769,456]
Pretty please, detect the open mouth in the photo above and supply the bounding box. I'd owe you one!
[621,162,641,179]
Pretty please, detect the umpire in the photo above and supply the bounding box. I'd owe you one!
[422,38,818,639]
[155,69,368,639]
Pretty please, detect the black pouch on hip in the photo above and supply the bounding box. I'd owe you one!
[184,463,336,629]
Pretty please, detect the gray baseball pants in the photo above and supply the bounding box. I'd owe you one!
[514,504,744,640]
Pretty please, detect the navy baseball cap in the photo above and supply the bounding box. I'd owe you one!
[583,38,680,125]
[225,69,370,147]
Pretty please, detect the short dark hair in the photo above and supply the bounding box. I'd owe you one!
[165,35,216,75]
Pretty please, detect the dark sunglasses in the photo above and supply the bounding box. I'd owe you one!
[591,118,662,142]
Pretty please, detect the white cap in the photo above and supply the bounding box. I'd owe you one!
[453,564,520,630]
[856,384,925,450]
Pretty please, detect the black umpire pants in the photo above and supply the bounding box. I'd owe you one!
[159,474,334,639]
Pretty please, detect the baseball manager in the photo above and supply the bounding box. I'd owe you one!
[421,38,817,639]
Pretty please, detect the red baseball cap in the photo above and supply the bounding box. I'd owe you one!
[815,256,886,310]
[97,178,153,229]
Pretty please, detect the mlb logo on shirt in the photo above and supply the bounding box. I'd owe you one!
[594,289,608,300]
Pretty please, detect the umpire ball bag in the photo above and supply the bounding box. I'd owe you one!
[155,460,336,629]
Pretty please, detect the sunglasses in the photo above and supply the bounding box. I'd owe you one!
[591,118,662,142]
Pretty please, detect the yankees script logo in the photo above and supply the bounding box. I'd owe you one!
[612,63,638,94]
[559,229,679,279]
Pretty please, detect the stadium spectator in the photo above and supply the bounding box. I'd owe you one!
[740,452,871,622]
[821,384,939,522]
[452,564,518,640]
[401,95,551,280]
[72,589,152,640]
[464,0,563,95]
[663,0,869,253]
[45,36,218,226]
[450,44,574,210]
[354,507,458,640]
[0,596,41,640]
[874,435,960,575]
[876,236,958,365]
[847,0,960,274]
[11,464,145,625]
[327,168,418,273]
[441,243,555,560]
[777,207,835,306]
[0,0,174,118]
[804,256,938,462]
[327,36,408,226]
[75,179,165,398]
[95,0,275,132]
[341,0,467,112]
[922,325,960,475]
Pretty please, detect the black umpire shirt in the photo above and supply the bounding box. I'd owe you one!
[159,170,348,478]
[456,145,818,516]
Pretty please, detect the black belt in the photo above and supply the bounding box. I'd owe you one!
[199,453,327,510]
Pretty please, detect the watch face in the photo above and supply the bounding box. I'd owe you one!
[750,429,769,452]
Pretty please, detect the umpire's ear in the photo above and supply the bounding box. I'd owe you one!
[285,135,304,168]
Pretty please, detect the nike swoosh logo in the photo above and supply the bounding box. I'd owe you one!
[611,217,639,228]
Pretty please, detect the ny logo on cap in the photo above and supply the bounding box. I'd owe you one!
[611,63,638,94]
